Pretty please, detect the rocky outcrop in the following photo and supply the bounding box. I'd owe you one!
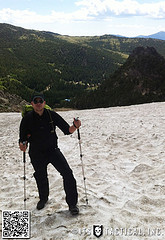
[0,90,28,112]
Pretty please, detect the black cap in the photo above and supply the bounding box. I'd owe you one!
[32,93,45,102]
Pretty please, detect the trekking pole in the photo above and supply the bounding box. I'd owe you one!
[23,142,27,210]
[75,118,88,205]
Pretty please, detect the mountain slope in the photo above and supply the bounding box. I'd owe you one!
[64,34,165,58]
[75,47,165,109]
[0,23,127,106]
[137,31,165,41]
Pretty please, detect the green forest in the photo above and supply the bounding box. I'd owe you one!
[1,23,165,108]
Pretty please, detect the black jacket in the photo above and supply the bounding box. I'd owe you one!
[19,109,71,152]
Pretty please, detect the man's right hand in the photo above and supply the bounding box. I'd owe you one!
[19,142,27,152]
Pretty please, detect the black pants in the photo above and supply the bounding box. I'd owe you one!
[29,148,78,207]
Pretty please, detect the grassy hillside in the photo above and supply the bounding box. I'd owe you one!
[59,34,165,58]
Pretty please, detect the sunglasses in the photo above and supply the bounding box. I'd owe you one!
[33,99,44,104]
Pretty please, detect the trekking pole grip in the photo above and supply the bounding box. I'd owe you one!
[23,152,25,163]
[77,128,80,140]
[75,117,81,140]
[23,142,26,163]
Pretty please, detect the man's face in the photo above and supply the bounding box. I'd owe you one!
[31,97,46,113]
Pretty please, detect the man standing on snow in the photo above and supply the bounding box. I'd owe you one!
[19,94,81,215]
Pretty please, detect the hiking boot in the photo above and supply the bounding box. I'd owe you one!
[69,205,79,215]
[37,198,48,210]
